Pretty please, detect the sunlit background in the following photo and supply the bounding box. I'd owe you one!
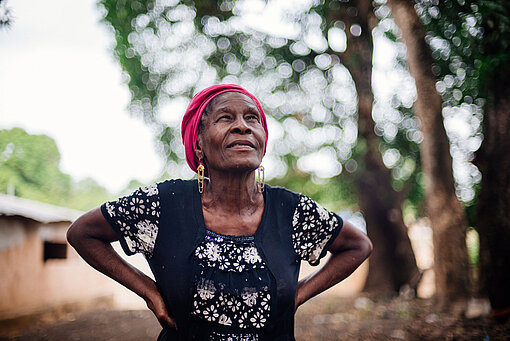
[0,0,163,194]
[0,0,481,205]
[1,0,498,338]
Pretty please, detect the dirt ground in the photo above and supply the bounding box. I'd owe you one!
[1,295,509,341]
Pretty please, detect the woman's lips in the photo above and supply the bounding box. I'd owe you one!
[226,140,255,149]
[227,144,255,151]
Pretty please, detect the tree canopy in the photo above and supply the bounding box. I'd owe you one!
[98,0,429,214]
[0,127,112,211]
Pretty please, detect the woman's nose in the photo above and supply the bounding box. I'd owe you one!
[231,117,251,134]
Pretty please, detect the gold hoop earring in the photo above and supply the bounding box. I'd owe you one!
[256,166,265,193]
[197,164,205,194]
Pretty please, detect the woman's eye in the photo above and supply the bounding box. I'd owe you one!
[218,115,231,121]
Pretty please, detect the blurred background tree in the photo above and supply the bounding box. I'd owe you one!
[402,0,510,317]
[386,0,471,311]
[0,0,13,29]
[472,0,510,317]
[0,127,72,204]
[0,127,112,211]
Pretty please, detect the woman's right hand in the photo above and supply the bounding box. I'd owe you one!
[67,208,178,330]
[145,289,178,330]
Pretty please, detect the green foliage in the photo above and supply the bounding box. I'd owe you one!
[415,0,510,112]
[413,0,508,206]
[0,0,13,29]
[118,178,147,196]
[67,177,112,211]
[0,127,72,204]
[466,227,480,266]
[416,0,509,99]
[0,127,112,211]
[98,0,425,210]
[269,172,357,213]
[415,0,483,106]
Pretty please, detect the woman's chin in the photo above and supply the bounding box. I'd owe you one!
[220,161,260,173]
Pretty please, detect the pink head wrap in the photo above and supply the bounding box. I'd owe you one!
[181,84,268,173]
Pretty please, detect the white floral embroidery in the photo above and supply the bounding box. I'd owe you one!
[135,219,158,251]
[102,185,160,258]
[150,201,160,217]
[218,314,232,326]
[106,202,115,217]
[316,204,330,221]
[210,331,259,341]
[203,305,219,322]
[242,291,258,307]
[238,312,249,329]
[192,231,271,332]
[250,311,266,328]
[129,197,145,214]
[195,245,207,259]
[194,234,264,272]
[205,242,222,262]
[292,195,342,265]
[230,299,242,312]
[141,183,158,196]
[197,279,216,300]
[243,246,262,264]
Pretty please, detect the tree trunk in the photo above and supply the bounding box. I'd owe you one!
[338,0,420,295]
[473,6,510,317]
[387,0,470,310]
[475,74,510,317]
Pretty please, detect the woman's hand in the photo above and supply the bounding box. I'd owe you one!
[294,220,372,310]
[67,208,177,330]
[145,289,178,330]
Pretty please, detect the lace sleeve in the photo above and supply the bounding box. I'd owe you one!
[100,183,160,258]
[292,195,343,266]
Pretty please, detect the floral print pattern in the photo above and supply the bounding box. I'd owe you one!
[292,195,342,265]
[103,184,159,257]
[191,230,271,338]
[194,232,265,272]
[209,331,259,341]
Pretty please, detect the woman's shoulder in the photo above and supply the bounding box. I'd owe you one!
[155,178,195,194]
[265,184,303,208]
[266,184,311,199]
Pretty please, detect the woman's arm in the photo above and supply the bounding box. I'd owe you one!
[294,221,372,310]
[67,208,177,329]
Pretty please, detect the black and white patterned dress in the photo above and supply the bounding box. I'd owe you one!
[102,181,342,340]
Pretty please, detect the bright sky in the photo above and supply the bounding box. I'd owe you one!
[0,0,163,193]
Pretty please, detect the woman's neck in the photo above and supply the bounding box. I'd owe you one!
[201,169,262,214]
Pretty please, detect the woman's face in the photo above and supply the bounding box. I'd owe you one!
[196,92,266,173]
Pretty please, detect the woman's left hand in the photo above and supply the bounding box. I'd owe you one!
[145,287,178,330]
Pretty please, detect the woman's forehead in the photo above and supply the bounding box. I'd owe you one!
[209,92,259,112]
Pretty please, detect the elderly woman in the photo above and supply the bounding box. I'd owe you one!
[67,84,372,340]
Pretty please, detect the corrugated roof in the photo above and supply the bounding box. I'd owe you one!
[0,193,83,224]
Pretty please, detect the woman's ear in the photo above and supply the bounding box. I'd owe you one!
[195,139,204,161]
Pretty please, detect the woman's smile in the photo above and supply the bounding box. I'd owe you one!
[226,139,256,150]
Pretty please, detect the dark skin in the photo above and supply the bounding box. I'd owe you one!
[195,92,267,236]
[67,92,372,331]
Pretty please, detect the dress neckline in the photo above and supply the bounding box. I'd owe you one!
[204,228,255,242]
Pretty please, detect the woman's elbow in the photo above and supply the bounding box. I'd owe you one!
[67,210,98,247]
[67,208,117,247]
[67,220,85,248]
[360,233,373,260]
